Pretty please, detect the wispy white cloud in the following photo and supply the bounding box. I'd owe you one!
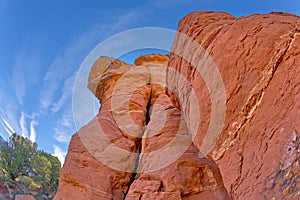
[0,80,18,137]
[19,112,28,138]
[53,128,71,143]
[58,109,74,129]
[0,46,41,140]
[39,10,143,113]
[39,62,72,110]
[51,72,76,113]
[0,100,21,136]
[106,11,142,33]
[11,46,41,105]
[39,52,79,111]
[0,120,13,137]
[1,117,15,134]
[29,120,38,143]
[53,145,66,165]
[2,126,11,136]
[53,101,74,144]
[39,27,100,111]
[12,55,26,105]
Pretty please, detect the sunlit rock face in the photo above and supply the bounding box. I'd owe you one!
[55,11,300,200]
[167,11,300,200]
[54,54,229,200]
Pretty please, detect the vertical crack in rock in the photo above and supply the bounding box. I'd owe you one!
[123,139,141,200]
[123,86,152,199]
[145,89,152,125]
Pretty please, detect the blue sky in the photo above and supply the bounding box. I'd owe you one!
[0,0,299,164]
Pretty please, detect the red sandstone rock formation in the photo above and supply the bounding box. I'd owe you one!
[167,11,300,199]
[55,54,230,199]
[55,11,300,200]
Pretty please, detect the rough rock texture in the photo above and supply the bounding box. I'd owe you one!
[55,11,300,200]
[55,54,230,199]
[55,57,153,199]
[167,11,300,199]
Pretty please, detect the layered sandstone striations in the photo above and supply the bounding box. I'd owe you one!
[167,11,300,199]
[55,54,229,199]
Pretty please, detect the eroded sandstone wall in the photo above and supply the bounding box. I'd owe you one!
[167,11,300,199]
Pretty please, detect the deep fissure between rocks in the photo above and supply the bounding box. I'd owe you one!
[123,142,140,200]
[123,87,152,199]
[145,90,152,125]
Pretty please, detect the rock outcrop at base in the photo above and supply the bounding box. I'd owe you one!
[55,11,300,200]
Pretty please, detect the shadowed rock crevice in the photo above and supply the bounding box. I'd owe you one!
[123,136,143,199]
[145,87,152,125]
[123,86,152,199]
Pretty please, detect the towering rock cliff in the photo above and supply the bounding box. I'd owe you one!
[167,11,300,199]
[55,11,300,200]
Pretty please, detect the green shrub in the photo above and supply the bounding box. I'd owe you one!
[7,178,17,188]
[16,175,41,190]
[10,189,25,198]
[0,133,61,195]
